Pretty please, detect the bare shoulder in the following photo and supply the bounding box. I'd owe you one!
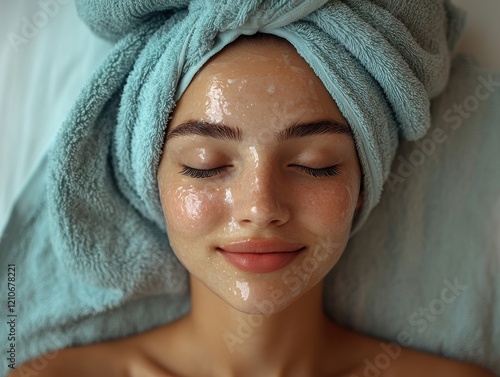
[386,347,497,377]
[4,337,178,377]
[324,325,496,377]
[5,342,124,377]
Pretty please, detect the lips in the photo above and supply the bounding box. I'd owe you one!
[217,238,305,273]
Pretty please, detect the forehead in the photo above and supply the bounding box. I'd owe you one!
[171,36,346,129]
[203,37,307,76]
[193,37,325,94]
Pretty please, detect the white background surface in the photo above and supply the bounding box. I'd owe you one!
[0,1,112,232]
[0,0,499,232]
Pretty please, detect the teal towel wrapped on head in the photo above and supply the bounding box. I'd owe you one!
[1,0,477,373]
[71,0,465,242]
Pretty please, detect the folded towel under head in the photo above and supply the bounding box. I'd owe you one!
[0,3,469,372]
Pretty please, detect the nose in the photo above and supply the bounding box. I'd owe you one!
[231,164,291,229]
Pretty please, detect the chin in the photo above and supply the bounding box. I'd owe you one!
[214,271,326,316]
[228,293,300,316]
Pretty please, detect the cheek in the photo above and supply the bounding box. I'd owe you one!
[320,187,353,224]
[162,184,225,237]
[298,179,360,235]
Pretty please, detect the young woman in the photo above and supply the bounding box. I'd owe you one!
[9,35,495,377]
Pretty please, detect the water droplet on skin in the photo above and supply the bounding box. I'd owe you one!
[198,148,207,162]
[224,217,240,233]
[206,83,224,123]
[174,186,216,222]
[225,188,234,205]
[248,146,259,166]
[206,80,232,122]
[267,85,275,94]
[236,281,250,301]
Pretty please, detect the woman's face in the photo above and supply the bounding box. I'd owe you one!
[157,38,362,315]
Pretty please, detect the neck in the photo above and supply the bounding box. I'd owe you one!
[184,275,332,377]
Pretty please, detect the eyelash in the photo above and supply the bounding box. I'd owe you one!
[179,166,229,179]
[292,165,340,178]
[179,165,339,179]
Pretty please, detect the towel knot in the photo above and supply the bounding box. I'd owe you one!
[76,0,330,42]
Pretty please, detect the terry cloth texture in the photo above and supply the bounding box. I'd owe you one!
[325,56,500,373]
[3,0,490,375]
[72,0,466,237]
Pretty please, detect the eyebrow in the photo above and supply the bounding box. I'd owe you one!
[165,119,353,143]
[166,120,243,142]
[276,120,353,142]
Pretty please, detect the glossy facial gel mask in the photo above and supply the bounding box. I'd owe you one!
[158,37,362,315]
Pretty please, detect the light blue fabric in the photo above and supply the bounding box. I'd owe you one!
[325,55,500,373]
[72,0,465,237]
[6,0,497,375]
[2,55,499,376]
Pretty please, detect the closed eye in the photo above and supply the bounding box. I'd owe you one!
[179,165,340,179]
[179,166,230,179]
[290,165,340,178]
